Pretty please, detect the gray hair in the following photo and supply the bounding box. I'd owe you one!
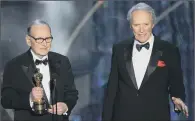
[127,2,156,24]
[27,19,51,35]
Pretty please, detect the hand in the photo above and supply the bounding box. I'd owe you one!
[172,97,189,118]
[30,87,43,102]
[48,102,68,115]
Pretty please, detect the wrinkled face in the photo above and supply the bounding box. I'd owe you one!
[26,25,52,57]
[130,10,154,43]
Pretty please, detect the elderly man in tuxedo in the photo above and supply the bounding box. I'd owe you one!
[1,20,78,121]
[102,2,188,121]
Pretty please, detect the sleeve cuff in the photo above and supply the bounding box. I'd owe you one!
[63,112,68,115]
[29,94,34,110]
[62,103,68,115]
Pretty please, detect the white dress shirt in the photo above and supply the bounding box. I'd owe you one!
[132,34,154,89]
[30,50,51,107]
[31,50,51,101]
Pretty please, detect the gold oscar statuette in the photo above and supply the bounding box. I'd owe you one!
[33,68,47,115]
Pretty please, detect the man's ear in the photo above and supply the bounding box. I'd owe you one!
[130,23,132,29]
[26,35,31,47]
[152,24,155,29]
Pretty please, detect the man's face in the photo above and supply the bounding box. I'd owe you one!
[26,25,52,57]
[130,10,154,43]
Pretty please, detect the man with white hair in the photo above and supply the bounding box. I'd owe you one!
[102,2,188,121]
[1,20,78,121]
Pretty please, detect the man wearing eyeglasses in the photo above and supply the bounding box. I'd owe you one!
[1,19,78,121]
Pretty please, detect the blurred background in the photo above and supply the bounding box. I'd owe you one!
[0,0,194,121]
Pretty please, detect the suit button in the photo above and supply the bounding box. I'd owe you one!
[137,91,140,96]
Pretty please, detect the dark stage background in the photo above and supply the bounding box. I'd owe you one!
[0,1,194,121]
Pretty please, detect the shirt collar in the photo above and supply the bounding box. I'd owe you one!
[134,33,154,49]
[30,49,48,62]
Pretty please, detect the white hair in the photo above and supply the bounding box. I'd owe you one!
[27,19,51,35]
[127,2,156,24]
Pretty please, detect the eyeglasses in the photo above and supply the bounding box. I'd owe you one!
[28,35,53,44]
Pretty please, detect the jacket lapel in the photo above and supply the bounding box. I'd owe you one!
[140,37,163,89]
[21,50,36,87]
[124,39,138,89]
[126,61,138,90]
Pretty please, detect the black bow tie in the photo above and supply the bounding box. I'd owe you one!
[136,42,150,51]
[35,58,48,65]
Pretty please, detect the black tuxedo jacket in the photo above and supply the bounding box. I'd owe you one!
[1,50,78,121]
[102,36,185,121]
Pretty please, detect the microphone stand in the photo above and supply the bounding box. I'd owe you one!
[54,79,58,121]
[50,78,57,121]
[50,78,54,121]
